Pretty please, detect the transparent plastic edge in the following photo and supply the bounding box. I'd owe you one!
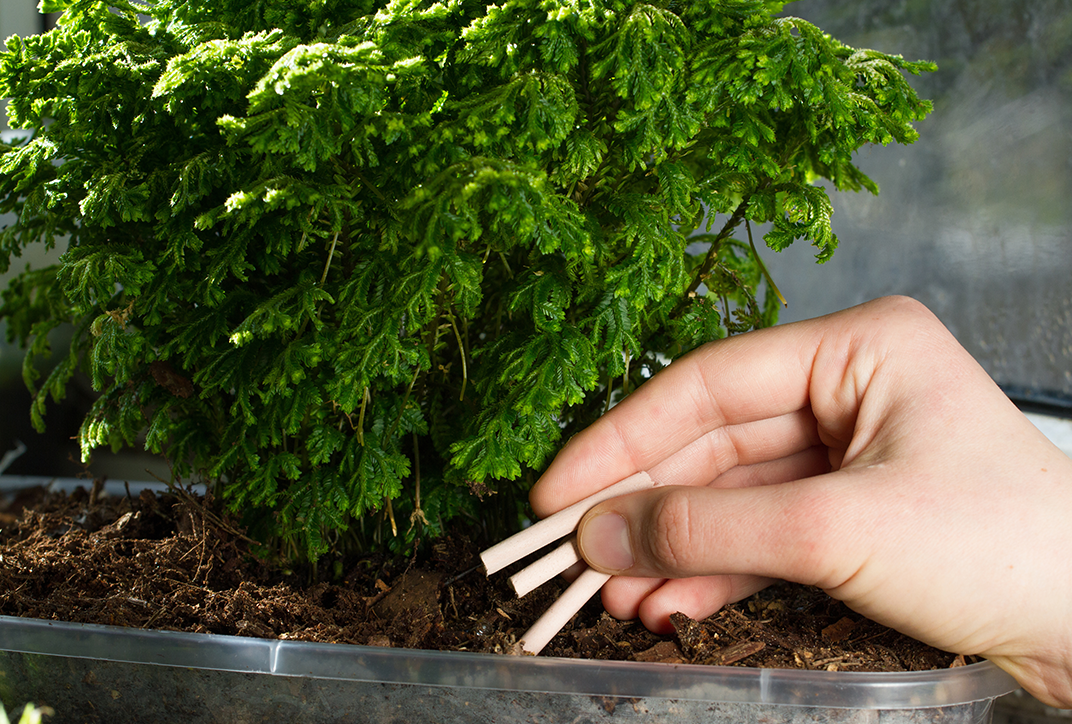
[0,616,1020,708]
[0,475,200,497]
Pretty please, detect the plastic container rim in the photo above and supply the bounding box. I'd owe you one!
[0,615,1019,710]
[0,475,1021,710]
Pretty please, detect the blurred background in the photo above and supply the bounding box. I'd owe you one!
[0,2,170,481]
[770,0,1072,408]
[0,2,81,478]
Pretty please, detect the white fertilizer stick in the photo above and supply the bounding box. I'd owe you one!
[509,537,581,598]
[480,471,654,575]
[518,566,611,655]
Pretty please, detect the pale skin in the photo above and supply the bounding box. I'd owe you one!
[529,296,1072,708]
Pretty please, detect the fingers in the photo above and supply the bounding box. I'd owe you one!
[530,319,819,517]
[531,296,952,518]
[600,574,774,634]
[576,476,868,590]
[532,406,825,518]
[645,409,826,491]
[686,444,833,491]
[585,448,832,630]
[597,575,665,620]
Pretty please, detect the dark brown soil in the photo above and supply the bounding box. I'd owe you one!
[0,483,971,672]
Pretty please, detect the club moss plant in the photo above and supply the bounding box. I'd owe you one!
[0,0,933,561]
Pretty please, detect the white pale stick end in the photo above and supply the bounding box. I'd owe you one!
[509,537,581,598]
[480,471,654,575]
[518,566,611,655]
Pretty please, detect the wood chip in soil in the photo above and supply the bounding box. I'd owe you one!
[0,486,971,672]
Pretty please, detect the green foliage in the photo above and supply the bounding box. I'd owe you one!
[0,0,933,560]
[0,701,52,724]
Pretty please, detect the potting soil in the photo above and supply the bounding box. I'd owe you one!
[0,484,964,672]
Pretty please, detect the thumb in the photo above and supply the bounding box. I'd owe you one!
[575,482,858,588]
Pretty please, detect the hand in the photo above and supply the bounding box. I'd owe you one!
[530,296,1072,707]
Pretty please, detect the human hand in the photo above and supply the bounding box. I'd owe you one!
[530,296,1072,707]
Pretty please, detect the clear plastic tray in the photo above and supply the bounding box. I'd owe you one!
[0,615,1019,723]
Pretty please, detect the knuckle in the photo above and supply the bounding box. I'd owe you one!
[646,488,701,574]
[874,295,944,337]
[781,487,858,588]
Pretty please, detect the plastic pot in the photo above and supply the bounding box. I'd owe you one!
[0,615,1018,723]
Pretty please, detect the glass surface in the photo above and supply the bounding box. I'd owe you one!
[763,0,1072,400]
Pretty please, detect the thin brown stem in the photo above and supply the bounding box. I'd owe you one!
[357,387,369,445]
[682,199,750,302]
[409,431,428,530]
[319,231,340,285]
[448,311,468,401]
[746,219,787,307]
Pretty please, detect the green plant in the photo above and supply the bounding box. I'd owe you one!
[0,702,52,724]
[0,0,933,560]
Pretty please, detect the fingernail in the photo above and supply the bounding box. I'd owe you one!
[580,512,634,572]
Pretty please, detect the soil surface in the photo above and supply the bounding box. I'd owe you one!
[0,483,971,672]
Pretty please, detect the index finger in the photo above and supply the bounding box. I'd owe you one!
[530,313,824,518]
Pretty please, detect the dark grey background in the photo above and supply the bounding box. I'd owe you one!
[761,0,1072,399]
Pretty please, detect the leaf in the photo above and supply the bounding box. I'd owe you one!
[446,70,578,154]
[584,292,640,378]
[492,326,599,414]
[39,0,74,12]
[229,275,333,346]
[550,128,607,186]
[604,194,689,308]
[669,293,724,354]
[591,5,690,111]
[507,265,572,332]
[761,184,838,262]
[656,160,699,223]
[449,405,559,483]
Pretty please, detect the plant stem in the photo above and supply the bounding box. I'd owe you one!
[357,386,369,445]
[319,231,341,286]
[448,310,468,401]
[681,199,750,302]
[410,431,428,530]
[746,219,787,307]
[386,497,398,537]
